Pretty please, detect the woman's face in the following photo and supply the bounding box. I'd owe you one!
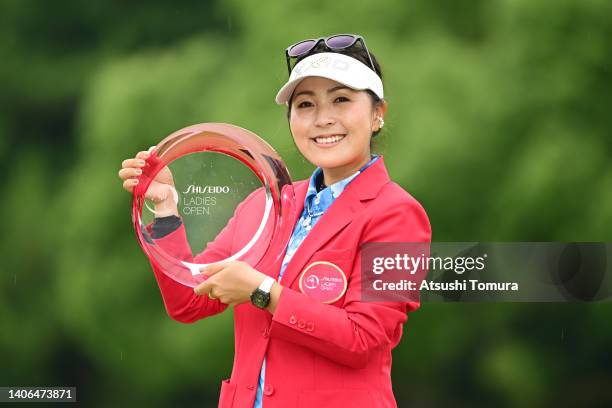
[289,76,385,178]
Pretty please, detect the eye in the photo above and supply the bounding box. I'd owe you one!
[296,100,313,108]
[334,96,350,103]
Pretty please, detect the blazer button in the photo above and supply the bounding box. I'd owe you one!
[297,319,306,329]
[289,315,297,324]
[306,322,315,332]
[263,385,275,396]
[263,327,269,338]
[247,384,255,390]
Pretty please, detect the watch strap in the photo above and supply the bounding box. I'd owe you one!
[258,276,275,293]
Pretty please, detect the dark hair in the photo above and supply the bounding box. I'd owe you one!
[285,44,386,144]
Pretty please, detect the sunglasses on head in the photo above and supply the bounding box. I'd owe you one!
[285,34,376,75]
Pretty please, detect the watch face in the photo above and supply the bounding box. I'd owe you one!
[251,290,269,308]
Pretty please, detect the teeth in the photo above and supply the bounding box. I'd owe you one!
[315,135,345,144]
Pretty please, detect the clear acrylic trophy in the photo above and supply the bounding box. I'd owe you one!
[132,123,296,287]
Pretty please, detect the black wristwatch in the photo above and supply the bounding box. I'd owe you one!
[250,276,275,309]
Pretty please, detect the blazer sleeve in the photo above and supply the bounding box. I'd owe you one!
[147,189,264,323]
[269,198,431,368]
[147,225,229,324]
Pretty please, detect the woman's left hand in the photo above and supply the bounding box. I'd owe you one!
[194,261,267,306]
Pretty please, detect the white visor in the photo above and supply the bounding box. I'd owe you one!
[275,52,384,105]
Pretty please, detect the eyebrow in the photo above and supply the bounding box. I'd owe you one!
[292,85,352,99]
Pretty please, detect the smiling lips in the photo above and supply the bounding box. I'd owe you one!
[313,134,346,146]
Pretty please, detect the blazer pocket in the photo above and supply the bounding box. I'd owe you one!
[308,249,354,264]
[298,389,376,408]
[218,378,236,408]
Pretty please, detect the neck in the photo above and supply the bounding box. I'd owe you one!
[321,154,371,186]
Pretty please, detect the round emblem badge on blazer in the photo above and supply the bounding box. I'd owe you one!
[298,261,348,304]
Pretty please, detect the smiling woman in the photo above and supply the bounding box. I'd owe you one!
[118,33,431,408]
[288,76,387,185]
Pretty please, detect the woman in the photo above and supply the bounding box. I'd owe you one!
[119,34,431,408]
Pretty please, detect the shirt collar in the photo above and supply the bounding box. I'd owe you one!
[305,154,380,206]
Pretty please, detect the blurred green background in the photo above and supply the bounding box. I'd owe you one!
[1,0,611,406]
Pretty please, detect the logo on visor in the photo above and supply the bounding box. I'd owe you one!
[311,55,330,68]
[294,55,350,76]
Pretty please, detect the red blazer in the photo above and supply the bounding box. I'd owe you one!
[149,156,431,408]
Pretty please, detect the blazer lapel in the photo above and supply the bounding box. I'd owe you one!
[278,157,391,289]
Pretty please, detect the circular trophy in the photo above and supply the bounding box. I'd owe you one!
[132,123,296,287]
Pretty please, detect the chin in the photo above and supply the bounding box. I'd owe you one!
[308,155,350,170]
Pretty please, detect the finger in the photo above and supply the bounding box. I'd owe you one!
[123,178,138,192]
[194,279,213,296]
[208,289,217,300]
[147,145,156,153]
[122,158,147,169]
[200,261,231,277]
[118,167,142,180]
[136,150,152,159]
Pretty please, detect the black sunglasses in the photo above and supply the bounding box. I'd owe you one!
[284,34,376,75]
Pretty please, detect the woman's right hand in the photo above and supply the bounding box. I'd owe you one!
[118,149,179,217]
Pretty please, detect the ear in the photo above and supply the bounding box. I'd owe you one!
[372,100,388,132]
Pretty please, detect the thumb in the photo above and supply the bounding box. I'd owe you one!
[200,261,230,277]
[194,279,211,296]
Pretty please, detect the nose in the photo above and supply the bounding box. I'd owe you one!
[314,105,335,128]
